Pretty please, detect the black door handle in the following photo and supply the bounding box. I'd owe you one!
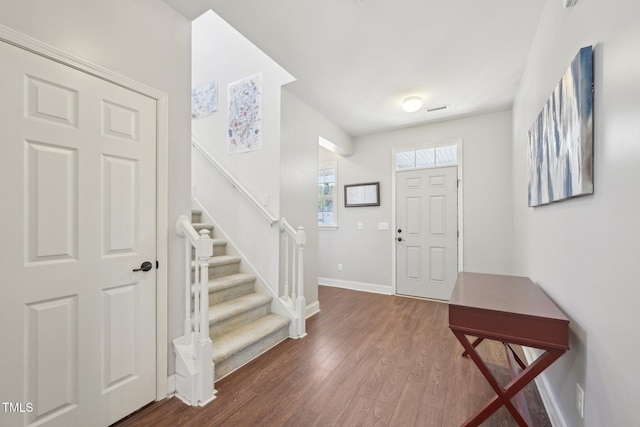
[133,261,153,272]
[397,237,403,242]
[397,229,402,233]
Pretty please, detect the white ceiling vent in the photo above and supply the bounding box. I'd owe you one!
[426,105,450,113]
[564,0,578,8]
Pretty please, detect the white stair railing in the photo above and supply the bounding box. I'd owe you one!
[173,215,215,406]
[192,136,306,338]
[280,218,306,338]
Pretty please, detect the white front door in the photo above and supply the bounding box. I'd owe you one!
[396,167,458,300]
[0,41,157,426]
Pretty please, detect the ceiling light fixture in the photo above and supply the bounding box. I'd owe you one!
[402,96,423,113]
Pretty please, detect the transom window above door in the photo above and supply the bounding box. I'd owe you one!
[396,144,457,170]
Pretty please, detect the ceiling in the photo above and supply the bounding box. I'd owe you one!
[164,0,546,138]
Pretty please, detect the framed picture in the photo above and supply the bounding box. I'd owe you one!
[344,182,380,207]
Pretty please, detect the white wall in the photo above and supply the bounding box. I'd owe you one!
[280,88,353,311]
[191,11,295,288]
[192,10,294,215]
[318,110,514,293]
[512,1,640,425]
[0,0,191,374]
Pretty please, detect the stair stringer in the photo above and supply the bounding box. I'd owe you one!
[192,197,302,338]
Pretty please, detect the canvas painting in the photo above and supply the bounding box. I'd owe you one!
[191,80,218,119]
[528,46,594,207]
[227,73,262,154]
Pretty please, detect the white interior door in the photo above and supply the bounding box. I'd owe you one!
[396,167,458,300]
[0,41,157,426]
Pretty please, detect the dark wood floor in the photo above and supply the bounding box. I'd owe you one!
[114,286,551,427]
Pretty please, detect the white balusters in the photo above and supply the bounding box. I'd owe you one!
[196,229,211,345]
[294,226,306,337]
[280,218,306,337]
[283,231,290,303]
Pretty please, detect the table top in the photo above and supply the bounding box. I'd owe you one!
[449,272,569,349]
[450,272,568,321]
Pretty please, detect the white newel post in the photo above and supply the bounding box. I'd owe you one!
[295,226,306,337]
[196,229,214,403]
[174,215,215,406]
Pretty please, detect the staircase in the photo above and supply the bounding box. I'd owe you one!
[190,209,291,381]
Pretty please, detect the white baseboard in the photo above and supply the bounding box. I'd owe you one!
[306,300,320,318]
[319,277,393,295]
[522,347,568,427]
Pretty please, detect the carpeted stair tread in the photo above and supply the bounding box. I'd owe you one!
[191,238,227,257]
[191,272,256,295]
[191,210,203,223]
[211,239,227,248]
[190,238,227,248]
[212,313,290,364]
[191,255,240,268]
[208,293,271,324]
[192,222,214,231]
[184,214,293,380]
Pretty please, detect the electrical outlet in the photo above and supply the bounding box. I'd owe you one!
[576,383,585,419]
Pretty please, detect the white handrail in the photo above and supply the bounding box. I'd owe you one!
[176,214,201,243]
[191,136,278,226]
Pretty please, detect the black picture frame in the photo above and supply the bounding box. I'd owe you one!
[344,182,380,207]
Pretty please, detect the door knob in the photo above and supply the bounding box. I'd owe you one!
[133,261,153,272]
[397,237,403,242]
[397,229,402,233]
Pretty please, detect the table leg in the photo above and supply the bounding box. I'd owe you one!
[452,330,565,426]
[461,336,484,358]
[506,343,527,370]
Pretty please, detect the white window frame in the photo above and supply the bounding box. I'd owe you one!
[318,161,338,230]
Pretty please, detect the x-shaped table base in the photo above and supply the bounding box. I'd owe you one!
[452,331,566,426]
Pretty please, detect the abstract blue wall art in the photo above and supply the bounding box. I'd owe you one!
[528,46,594,207]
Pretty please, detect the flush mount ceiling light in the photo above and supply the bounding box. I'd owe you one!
[402,96,423,113]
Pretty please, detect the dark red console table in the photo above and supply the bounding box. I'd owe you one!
[448,272,569,426]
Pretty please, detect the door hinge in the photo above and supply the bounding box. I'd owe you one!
[156,260,159,269]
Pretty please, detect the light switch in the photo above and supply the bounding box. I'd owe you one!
[358,222,363,230]
[378,222,389,230]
